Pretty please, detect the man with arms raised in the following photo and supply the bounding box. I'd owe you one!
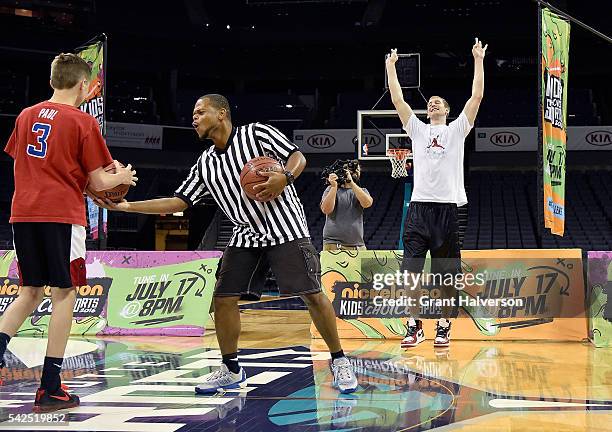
[386,39,487,349]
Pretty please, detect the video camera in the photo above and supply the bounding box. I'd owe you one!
[321,159,359,187]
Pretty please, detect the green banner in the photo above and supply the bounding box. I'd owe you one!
[105,260,216,329]
[76,36,105,134]
[588,252,612,347]
[76,35,107,241]
[541,8,570,236]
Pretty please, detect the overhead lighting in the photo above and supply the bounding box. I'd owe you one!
[285,104,293,108]
[15,8,33,17]
[226,24,230,29]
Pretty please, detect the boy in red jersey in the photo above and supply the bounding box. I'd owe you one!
[0,53,136,412]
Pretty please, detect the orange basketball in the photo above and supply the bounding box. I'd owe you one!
[86,162,130,203]
[240,156,282,201]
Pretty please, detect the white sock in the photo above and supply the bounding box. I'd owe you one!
[438,318,450,327]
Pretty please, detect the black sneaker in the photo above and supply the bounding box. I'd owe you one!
[33,387,80,413]
[434,319,451,347]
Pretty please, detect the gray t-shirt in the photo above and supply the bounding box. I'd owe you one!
[322,186,370,246]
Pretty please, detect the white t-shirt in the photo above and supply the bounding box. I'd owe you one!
[403,112,472,206]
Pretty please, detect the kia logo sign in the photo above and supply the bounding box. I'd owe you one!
[490,132,520,147]
[585,130,612,147]
[363,133,382,148]
[307,134,335,149]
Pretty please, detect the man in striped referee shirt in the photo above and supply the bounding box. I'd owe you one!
[97,94,358,394]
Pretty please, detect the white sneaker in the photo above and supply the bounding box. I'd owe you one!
[331,357,358,394]
[195,364,247,394]
[401,318,425,348]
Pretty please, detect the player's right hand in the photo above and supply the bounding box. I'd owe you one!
[386,49,399,66]
[328,173,339,188]
[114,160,138,186]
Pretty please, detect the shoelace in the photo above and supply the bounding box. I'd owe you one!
[205,369,228,382]
[334,363,353,381]
[436,325,449,338]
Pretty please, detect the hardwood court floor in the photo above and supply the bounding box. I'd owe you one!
[0,300,610,431]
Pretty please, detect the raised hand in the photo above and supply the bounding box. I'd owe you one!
[386,48,399,66]
[472,37,488,59]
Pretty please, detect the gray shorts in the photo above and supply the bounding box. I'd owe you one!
[214,237,322,299]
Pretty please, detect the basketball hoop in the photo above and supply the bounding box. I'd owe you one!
[387,149,411,178]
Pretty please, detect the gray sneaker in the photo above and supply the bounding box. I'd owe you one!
[331,357,358,394]
[195,364,247,394]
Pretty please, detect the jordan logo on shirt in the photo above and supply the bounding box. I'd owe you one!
[428,137,445,150]
[426,135,446,160]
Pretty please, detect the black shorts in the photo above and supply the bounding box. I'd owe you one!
[214,237,322,299]
[401,202,461,275]
[12,223,87,288]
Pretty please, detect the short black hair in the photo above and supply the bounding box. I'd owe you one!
[198,94,231,120]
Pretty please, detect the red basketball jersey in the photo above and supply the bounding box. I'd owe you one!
[4,101,113,226]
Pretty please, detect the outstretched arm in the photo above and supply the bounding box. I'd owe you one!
[463,38,487,126]
[386,49,414,127]
[93,196,188,214]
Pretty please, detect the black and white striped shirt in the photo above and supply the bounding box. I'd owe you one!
[175,123,310,248]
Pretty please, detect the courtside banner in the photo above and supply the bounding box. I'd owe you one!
[313,250,586,341]
[588,251,612,347]
[541,8,570,236]
[0,250,220,336]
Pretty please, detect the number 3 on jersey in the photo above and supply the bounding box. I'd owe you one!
[27,122,51,158]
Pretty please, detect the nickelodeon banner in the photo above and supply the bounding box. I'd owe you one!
[75,35,107,240]
[541,8,570,236]
[588,251,612,347]
[0,250,220,336]
[76,34,106,133]
[314,249,586,341]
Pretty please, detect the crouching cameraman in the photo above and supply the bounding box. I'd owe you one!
[320,160,373,251]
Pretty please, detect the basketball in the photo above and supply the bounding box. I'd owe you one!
[86,162,130,203]
[240,156,282,201]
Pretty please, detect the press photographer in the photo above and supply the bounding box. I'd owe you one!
[320,160,373,250]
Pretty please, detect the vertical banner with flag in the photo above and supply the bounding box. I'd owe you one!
[540,9,570,236]
[75,34,108,244]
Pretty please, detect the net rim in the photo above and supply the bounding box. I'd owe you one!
[386,148,412,160]
[387,149,411,178]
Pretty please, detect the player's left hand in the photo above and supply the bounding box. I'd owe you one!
[253,170,286,201]
[472,37,488,59]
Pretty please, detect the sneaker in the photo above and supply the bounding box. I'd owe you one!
[331,395,358,427]
[195,364,247,395]
[331,357,358,394]
[33,387,80,413]
[215,394,246,420]
[401,318,425,348]
[434,318,452,347]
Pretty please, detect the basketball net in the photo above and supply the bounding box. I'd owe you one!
[387,149,411,178]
